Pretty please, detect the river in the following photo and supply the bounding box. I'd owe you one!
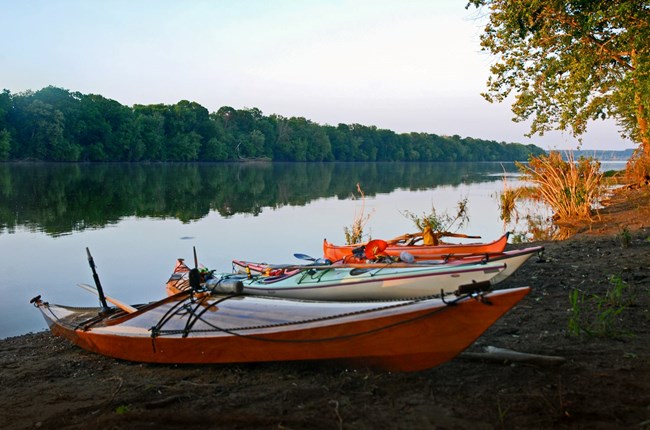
[0,161,626,338]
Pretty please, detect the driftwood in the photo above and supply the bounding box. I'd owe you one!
[460,346,566,367]
[144,394,191,409]
[387,231,481,246]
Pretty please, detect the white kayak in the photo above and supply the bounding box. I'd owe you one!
[167,259,508,300]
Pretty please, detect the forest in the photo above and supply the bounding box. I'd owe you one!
[0,86,545,162]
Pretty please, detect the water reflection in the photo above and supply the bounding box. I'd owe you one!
[0,162,519,236]
[1,160,628,339]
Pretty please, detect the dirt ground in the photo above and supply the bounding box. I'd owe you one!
[1,187,649,430]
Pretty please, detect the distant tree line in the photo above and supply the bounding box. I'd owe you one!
[0,86,545,162]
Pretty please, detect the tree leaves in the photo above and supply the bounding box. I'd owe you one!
[1,86,545,162]
[471,0,649,146]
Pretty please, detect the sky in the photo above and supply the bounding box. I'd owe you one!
[0,0,635,151]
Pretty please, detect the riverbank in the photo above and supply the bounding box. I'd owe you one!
[1,187,648,430]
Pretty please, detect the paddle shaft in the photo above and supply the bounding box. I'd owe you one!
[78,284,138,314]
[86,247,109,310]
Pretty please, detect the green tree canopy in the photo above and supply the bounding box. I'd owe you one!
[468,0,650,182]
[1,86,545,163]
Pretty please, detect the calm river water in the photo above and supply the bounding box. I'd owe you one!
[0,161,626,338]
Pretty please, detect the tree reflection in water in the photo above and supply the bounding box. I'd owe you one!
[0,162,519,236]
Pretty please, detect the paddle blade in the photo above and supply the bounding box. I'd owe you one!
[77,283,138,314]
[294,253,316,261]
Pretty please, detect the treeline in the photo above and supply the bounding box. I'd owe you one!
[562,149,634,161]
[0,86,545,162]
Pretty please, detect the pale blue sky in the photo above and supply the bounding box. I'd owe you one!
[0,0,633,150]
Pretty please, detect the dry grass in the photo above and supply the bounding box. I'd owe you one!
[625,147,650,186]
[497,171,525,226]
[401,197,470,233]
[516,151,604,222]
[343,183,374,245]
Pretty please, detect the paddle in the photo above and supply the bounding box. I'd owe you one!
[438,232,482,239]
[294,253,316,261]
[85,247,110,311]
[77,283,138,314]
[293,253,332,265]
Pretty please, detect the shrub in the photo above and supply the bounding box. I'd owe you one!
[516,151,604,222]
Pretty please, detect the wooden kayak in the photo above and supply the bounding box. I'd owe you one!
[168,259,508,300]
[322,233,510,262]
[31,286,530,372]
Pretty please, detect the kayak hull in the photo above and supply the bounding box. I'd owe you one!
[35,286,530,372]
[323,233,510,261]
[172,261,509,300]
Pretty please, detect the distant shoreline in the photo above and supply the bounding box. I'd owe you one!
[558,148,634,161]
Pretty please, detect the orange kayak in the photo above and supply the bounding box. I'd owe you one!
[32,285,529,372]
[323,233,510,262]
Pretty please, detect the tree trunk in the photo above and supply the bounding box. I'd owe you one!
[627,90,650,185]
[637,91,650,152]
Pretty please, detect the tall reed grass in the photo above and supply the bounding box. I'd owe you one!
[516,151,604,222]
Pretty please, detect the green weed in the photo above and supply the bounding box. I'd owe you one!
[618,226,632,248]
[496,396,510,429]
[401,196,470,233]
[568,288,586,336]
[568,275,635,338]
[115,405,130,414]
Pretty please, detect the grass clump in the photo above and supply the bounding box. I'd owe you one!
[399,197,475,245]
[401,196,470,233]
[343,183,374,245]
[516,151,604,223]
[618,226,632,248]
[568,275,636,338]
[499,151,605,241]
